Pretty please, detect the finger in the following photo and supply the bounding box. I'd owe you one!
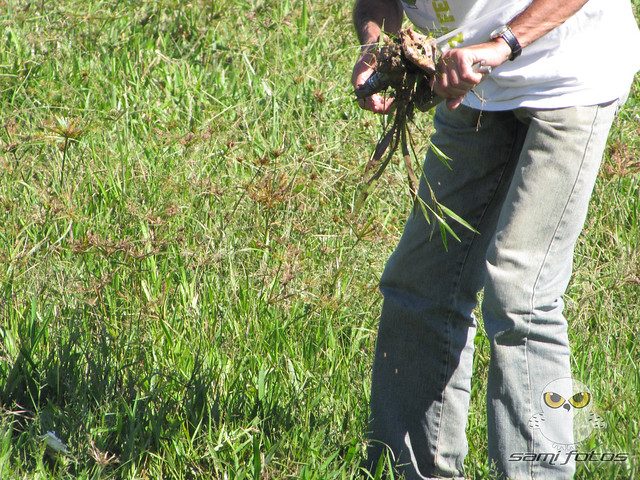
[441,67,477,90]
[358,94,394,114]
[459,62,487,84]
[445,96,465,110]
[439,55,484,88]
[432,79,471,100]
[366,96,388,114]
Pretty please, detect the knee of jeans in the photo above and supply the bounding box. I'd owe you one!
[481,289,528,343]
[482,277,568,345]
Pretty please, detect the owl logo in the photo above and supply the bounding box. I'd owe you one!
[528,378,606,448]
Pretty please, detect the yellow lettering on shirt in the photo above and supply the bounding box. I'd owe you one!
[432,0,450,13]
[431,0,456,38]
[447,33,464,48]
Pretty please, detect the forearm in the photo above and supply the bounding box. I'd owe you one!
[454,0,592,70]
[351,0,403,113]
[435,0,591,109]
[353,0,403,46]
[507,0,590,49]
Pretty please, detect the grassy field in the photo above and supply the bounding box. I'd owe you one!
[0,0,638,478]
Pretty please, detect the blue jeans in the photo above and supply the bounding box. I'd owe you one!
[366,100,621,479]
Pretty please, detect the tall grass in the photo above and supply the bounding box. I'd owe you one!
[0,1,638,478]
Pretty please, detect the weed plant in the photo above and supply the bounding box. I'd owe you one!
[0,0,638,479]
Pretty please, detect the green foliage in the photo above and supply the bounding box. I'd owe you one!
[0,0,638,479]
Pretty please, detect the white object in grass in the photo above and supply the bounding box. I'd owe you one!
[38,431,68,454]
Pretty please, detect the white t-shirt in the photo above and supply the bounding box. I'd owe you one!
[401,0,640,110]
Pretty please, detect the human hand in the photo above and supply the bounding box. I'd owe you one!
[351,46,395,114]
[432,40,510,110]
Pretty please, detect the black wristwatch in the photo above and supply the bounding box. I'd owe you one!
[490,25,522,61]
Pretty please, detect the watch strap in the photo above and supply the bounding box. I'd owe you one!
[491,26,522,61]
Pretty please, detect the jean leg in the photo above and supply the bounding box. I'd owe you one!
[367,105,527,479]
[482,101,620,479]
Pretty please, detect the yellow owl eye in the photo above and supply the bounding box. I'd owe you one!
[569,392,590,408]
[544,392,566,408]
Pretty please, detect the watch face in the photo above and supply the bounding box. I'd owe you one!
[490,25,508,39]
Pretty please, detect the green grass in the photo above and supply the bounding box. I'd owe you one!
[0,0,638,479]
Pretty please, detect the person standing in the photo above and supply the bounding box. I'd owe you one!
[351,0,640,478]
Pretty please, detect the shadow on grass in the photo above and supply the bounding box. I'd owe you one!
[0,293,218,477]
[0,288,353,478]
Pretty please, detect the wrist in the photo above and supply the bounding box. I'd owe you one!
[489,37,515,64]
[357,22,382,47]
[357,45,378,70]
[490,25,522,61]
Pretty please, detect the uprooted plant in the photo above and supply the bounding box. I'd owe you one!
[354,28,476,245]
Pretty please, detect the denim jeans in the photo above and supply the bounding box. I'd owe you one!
[365,99,621,479]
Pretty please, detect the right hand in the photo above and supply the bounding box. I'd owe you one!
[351,47,395,114]
[432,40,509,110]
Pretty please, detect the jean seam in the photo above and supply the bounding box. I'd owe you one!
[525,105,602,479]
[433,111,521,472]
